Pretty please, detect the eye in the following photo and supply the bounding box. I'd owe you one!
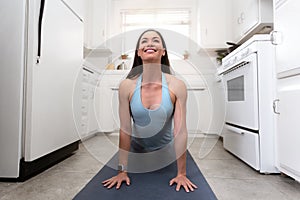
[153,39,160,43]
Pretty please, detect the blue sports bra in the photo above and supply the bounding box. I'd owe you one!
[130,73,174,152]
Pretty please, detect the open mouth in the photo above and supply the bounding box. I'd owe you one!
[144,48,157,53]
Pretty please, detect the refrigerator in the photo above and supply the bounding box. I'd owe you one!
[0,0,84,180]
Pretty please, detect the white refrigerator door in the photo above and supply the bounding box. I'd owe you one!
[0,0,26,178]
[61,0,85,21]
[25,0,83,161]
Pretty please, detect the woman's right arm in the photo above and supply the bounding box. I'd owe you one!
[102,79,132,189]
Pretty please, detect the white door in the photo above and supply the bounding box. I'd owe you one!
[25,0,83,161]
[274,0,300,76]
[61,0,85,20]
[274,0,300,181]
[232,0,259,42]
[277,76,300,181]
[0,0,26,178]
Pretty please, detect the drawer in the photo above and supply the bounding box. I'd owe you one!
[223,125,260,170]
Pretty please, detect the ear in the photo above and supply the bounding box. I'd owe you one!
[162,48,166,56]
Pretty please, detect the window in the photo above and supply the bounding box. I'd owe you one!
[121,9,191,38]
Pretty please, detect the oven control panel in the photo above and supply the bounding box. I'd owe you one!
[221,34,271,73]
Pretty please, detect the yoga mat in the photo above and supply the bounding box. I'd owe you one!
[73,151,217,200]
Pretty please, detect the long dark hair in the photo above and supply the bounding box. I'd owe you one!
[126,29,171,79]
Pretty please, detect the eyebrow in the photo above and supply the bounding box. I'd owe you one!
[141,36,161,40]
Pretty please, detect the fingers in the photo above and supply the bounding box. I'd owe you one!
[170,176,198,193]
[116,180,122,189]
[189,181,198,189]
[126,177,131,185]
[169,178,175,186]
[102,175,131,189]
[176,183,181,192]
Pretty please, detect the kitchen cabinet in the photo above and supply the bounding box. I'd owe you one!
[96,70,128,133]
[231,0,273,44]
[80,68,99,139]
[198,0,232,48]
[186,88,211,134]
[273,0,300,182]
[273,0,300,77]
[84,0,111,49]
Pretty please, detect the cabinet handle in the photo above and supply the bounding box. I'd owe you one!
[240,12,245,20]
[273,99,280,114]
[226,125,245,135]
[270,31,283,45]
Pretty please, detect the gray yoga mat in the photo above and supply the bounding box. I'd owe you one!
[73,151,217,200]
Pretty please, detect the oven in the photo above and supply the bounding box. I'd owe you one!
[219,34,279,173]
[222,53,259,131]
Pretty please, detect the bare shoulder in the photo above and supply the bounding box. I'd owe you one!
[165,73,187,95]
[118,77,137,99]
[119,78,133,90]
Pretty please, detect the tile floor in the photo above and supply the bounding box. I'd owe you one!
[1,133,300,200]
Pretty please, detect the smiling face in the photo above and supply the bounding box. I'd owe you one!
[137,31,166,64]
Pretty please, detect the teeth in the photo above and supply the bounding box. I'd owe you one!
[145,49,155,53]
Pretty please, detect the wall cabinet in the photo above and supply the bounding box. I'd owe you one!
[274,0,300,182]
[84,0,111,49]
[231,0,273,44]
[273,0,300,77]
[198,0,232,48]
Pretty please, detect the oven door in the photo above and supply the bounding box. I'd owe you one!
[222,53,259,131]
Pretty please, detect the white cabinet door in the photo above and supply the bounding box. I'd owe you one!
[96,72,126,132]
[186,89,212,134]
[84,0,110,48]
[274,0,300,76]
[277,76,300,181]
[198,0,232,48]
[232,0,259,42]
[87,74,99,134]
[80,82,90,138]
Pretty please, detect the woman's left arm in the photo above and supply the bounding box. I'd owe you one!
[169,79,197,192]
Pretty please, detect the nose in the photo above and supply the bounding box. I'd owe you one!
[145,41,154,47]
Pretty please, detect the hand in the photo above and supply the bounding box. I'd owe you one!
[169,174,197,192]
[102,172,130,189]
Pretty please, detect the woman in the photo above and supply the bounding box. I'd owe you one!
[102,29,197,192]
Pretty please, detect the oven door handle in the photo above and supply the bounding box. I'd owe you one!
[221,61,250,75]
[225,125,245,135]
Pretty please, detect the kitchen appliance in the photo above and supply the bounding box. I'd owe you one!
[219,34,279,173]
[0,0,83,180]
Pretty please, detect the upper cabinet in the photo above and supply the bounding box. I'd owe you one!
[231,0,273,44]
[198,0,233,49]
[84,0,111,49]
[273,0,300,76]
